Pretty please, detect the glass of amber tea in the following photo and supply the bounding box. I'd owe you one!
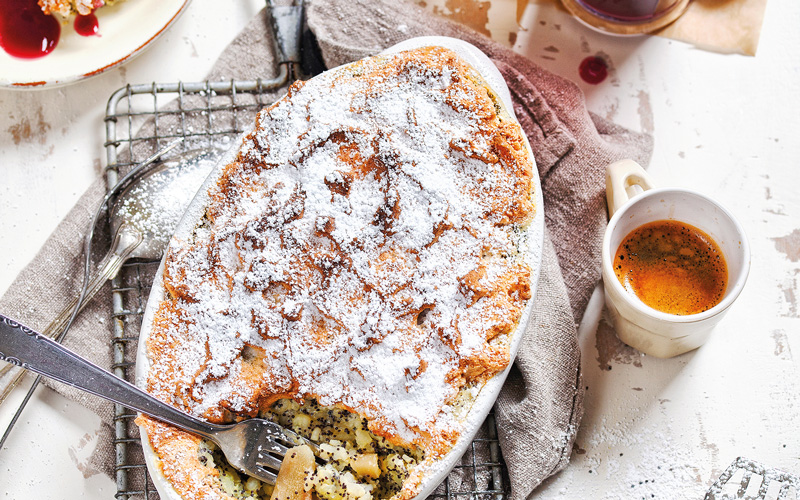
[601,160,750,358]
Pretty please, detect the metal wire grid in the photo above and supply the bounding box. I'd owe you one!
[103,80,509,500]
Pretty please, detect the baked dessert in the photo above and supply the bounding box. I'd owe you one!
[38,0,118,16]
[137,42,538,500]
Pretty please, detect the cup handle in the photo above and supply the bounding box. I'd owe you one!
[606,159,656,218]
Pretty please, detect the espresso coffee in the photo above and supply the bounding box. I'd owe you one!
[613,220,728,315]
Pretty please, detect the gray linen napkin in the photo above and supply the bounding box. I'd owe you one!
[0,0,653,497]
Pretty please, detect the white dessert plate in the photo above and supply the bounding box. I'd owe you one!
[0,0,190,89]
[136,36,544,500]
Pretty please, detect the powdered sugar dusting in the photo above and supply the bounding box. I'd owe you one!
[145,47,536,457]
[114,150,220,246]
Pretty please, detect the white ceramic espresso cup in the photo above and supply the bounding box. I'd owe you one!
[601,160,751,358]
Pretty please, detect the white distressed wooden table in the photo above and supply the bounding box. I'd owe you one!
[0,0,798,498]
[513,1,800,498]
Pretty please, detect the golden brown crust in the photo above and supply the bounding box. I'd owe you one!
[138,416,232,499]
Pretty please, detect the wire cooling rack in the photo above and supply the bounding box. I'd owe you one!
[103,80,509,500]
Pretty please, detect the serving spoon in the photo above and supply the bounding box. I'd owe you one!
[0,147,221,426]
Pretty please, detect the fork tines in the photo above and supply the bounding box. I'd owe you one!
[255,421,320,477]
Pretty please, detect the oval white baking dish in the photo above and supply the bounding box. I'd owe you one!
[136,36,544,500]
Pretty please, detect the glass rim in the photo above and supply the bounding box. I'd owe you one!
[559,0,691,35]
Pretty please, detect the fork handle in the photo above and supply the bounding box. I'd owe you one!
[0,222,143,404]
[0,314,224,439]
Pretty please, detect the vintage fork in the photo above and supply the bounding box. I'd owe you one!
[0,314,317,484]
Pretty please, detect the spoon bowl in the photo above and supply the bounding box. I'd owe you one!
[110,148,222,261]
[0,147,221,407]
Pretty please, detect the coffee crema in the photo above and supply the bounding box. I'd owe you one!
[614,220,728,315]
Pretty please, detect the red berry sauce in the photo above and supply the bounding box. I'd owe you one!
[579,56,608,85]
[74,12,99,37]
[0,0,61,59]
